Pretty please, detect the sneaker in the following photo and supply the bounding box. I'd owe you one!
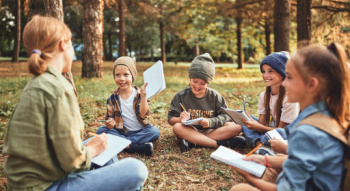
[129,142,153,156]
[180,139,195,153]
[255,146,275,156]
[217,135,247,149]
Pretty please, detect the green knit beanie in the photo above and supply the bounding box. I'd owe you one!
[189,53,215,83]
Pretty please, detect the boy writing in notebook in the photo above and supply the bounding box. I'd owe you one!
[96,56,160,156]
[168,53,246,153]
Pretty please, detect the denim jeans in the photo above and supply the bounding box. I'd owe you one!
[96,124,159,144]
[46,157,148,191]
[241,115,287,147]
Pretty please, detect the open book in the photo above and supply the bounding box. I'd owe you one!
[266,129,288,145]
[222,107,250,126]
[92,134,131,166]
[210,146,266,178]
[143,60,166,100]
[182,117,204,126]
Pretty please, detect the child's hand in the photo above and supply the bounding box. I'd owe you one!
[200,118,210,128]
[269,138,287,154]
[140,82,148,97]
[180,111,190,122]
[241,114,261,131]
[243,154,266,166]
[105,118,116,129]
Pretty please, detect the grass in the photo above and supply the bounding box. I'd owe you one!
[0,61,265,190]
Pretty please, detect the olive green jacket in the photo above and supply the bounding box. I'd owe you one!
[3,66,91,191]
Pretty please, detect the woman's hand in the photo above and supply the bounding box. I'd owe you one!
[199,118,210,128]
[85,133,108,157]
[180,111,190,122]
[269,139,287,154]
[140,82,148,97]
[105,118,116,129]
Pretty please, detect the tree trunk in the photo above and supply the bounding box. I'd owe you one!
[12,0,20,63]
[274,0,290,52]
[264,16,271,55]
[297,0,311,48]
[108,32,113,60]
[44,0,77,96]
[43,0,63,21]
[159,7,166,64]
[118,0,126,56]
[195,44,199,56]
[236,17,243,69]
[82,0,104,78]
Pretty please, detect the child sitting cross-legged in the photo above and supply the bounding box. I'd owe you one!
[168,53,247,153]
[96,56,160,156]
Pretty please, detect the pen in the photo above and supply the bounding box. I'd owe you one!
[180,103,187,112]
[88,132,99,137]
[99,120,108,122]
[245,143,263,157]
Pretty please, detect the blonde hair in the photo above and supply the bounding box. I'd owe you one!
[291,43,350,133]
[22,15,72,75]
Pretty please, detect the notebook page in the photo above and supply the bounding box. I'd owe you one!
[266,129,288,144]
[92,134,131,166]
[182,117,204,126]
[210,146,266,177]
[222,108,250,126]
[143,61,166,100]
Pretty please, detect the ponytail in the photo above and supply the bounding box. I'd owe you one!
[22,15,71,76]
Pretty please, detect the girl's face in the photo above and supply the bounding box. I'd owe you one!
[282,60,308,104]
[62,39,75,73]
[261,64,284,88]
[114,66,133,90]
[190,78,208,98]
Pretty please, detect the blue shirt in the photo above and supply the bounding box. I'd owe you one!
[276,101,344,191]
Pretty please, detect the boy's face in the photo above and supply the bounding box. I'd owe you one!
[114,65,133,90]
[190,78,208,98]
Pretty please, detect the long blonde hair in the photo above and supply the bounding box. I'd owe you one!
[292,43,350,134]
[22,15,72,75]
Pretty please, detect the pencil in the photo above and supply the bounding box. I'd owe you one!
[180,103,187,112]
[99,120,108,122]
[88,132,99,137]
[245,143,263,157]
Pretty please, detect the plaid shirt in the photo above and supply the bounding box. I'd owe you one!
[106,86,150,130]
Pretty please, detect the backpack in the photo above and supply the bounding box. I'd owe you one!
[298,113,350,191]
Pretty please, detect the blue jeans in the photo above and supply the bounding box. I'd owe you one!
[241,115,287,147]
[96,124,159,144]
[46,157,148,191]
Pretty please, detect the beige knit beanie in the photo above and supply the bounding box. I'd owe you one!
[188,53,215,83]
[113,56,137,82]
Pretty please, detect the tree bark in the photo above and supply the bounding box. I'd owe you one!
[297,0,311,48]
[159,6,166,64]
[195,44,199,56]
[43,0,63,21]
[264,17,271,55]
[274,0,290,52]
[236,17,243,69]
[82,0,104,78]
[108,32,113,60]
[118,0,126,56]
[43,0,77,96]
[12,0,20,63]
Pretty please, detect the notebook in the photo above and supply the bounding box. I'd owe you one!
[210,146,266,178]
[266,129,288,144]
[91,134,131,166]
[182,117,204,126]
[222,107,250,126]
[143,60,166,100]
